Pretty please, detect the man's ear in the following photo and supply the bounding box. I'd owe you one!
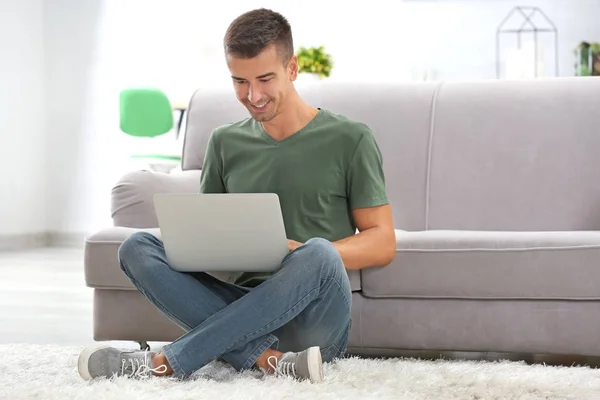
[288,55,299,81]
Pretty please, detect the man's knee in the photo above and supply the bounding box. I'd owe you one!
[299,237,345,274]
[118,231,157,274]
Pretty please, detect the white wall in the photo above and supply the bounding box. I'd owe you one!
[44,0,108,237]
[96,0,600,93]
[400,0,600,81]
[7,0,600,239]
[0,0,46,237]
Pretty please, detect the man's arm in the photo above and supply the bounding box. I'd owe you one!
[332,204,396,270]
[335,126,395,270]
[290,126,396,268]
[199,130,226,193]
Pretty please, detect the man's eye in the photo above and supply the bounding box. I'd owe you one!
[260,79,272,83]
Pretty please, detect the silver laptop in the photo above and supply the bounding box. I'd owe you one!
[153,193,289,272]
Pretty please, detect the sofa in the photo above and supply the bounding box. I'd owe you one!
[84,77,600,360]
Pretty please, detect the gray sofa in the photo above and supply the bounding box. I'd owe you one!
[84,77,600,359]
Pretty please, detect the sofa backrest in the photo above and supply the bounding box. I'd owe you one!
[426,78,600,231]
[182,77,600,231]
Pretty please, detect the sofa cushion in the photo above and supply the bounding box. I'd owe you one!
[361,229,600,300]
[85,227,161,290]
[85,227,362,291]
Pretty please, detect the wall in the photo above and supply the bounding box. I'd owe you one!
[43,0,105,239]
[98,0,600,93]
[0,0,47,247]
[400,0,600,81]
[9,0,600,241]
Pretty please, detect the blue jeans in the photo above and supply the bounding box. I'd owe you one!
[118,232,352,378]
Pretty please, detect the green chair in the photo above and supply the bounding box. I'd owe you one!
[119,87,183,172]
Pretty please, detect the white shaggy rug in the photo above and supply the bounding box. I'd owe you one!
[3,344,600,400]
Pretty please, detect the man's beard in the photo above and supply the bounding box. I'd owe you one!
[250,109,277,122]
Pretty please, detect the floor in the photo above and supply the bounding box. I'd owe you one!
[0,247,93,345]
[0,246,155,349]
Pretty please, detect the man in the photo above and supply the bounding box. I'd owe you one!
[78,8,395,383]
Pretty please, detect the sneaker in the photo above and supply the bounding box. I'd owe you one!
[267,346,323,383]
[77,345,167,380]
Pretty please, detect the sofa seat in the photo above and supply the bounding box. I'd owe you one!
[84,227,362,291]
[361,229,600,300]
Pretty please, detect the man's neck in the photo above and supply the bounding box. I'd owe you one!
[261,94,319,141]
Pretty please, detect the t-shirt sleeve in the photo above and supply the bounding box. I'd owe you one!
[346,129,389,209]
[199,132,226,194]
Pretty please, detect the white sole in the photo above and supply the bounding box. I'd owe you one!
[306,346,324,383]
[77,345,110,381]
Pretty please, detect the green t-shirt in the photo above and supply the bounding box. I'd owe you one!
[199,108,389,287]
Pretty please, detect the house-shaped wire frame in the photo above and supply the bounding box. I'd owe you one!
[496,6,558,78]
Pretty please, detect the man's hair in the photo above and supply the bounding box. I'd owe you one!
[224,8,294,63]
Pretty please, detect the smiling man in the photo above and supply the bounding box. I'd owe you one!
[78,8,395,384]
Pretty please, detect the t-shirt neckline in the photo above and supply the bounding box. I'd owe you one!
[256,108,324,146]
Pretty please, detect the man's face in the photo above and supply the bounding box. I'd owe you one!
[227,44,297,122]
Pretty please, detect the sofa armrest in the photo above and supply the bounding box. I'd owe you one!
[111,169,202,228]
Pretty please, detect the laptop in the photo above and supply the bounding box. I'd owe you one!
[153,193,289,272]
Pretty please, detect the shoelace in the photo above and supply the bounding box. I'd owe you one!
[120,352,168,378]
[267,355,297,378]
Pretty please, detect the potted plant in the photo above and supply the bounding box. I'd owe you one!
[296,46,333,79]
[575,41,600,76]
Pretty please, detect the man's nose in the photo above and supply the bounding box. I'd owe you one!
[248,84,262,104]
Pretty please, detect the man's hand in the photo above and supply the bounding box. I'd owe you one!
[287,239,303,252]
